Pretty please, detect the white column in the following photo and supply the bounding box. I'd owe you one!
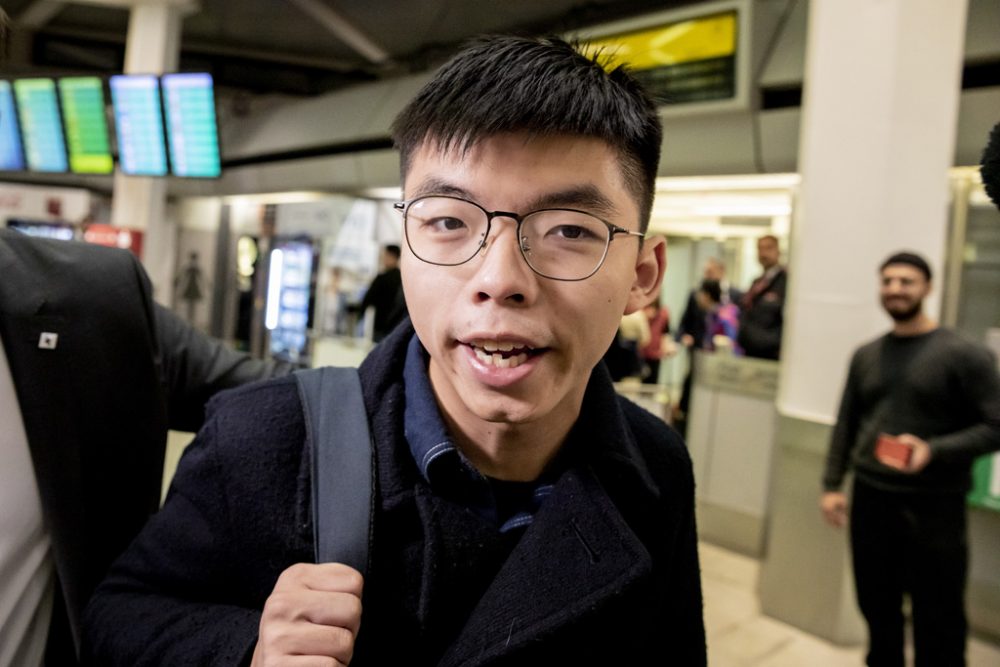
[758,0,970,644]
[109,0,193,303]
[779,0,968,422]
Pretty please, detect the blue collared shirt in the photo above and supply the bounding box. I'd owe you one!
[402,334,555,533]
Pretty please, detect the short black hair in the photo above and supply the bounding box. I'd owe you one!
[699,279,722,304]
[982,120,1000,211]
[384,244,401,259]
[880,251,932,281]
[391,35,663,231]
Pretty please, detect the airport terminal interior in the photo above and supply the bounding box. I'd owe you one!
[3,0,1000,664]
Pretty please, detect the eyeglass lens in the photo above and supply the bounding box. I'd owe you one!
[403,196,611,280]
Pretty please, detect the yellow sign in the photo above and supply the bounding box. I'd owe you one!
[583,11,737,71]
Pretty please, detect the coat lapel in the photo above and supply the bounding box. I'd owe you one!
[0,238,88,646]
[437,466,653,667]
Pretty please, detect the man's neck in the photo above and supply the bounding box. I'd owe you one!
[891,312,937,337]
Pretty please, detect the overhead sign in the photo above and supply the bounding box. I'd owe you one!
[575,0,750,114]
[162,73,221,178]
[58,77,114,174]
[0,82,25,171]
[13,78,68,172]
[584,11,737,104]
[109,74,168,176]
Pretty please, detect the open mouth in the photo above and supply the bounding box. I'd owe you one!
[467,339,542,369]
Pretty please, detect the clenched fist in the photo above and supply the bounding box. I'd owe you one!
[251,562,364,667]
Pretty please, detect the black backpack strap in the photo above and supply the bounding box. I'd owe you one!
[294,367,374,575]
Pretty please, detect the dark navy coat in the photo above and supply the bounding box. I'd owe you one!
[83,322,706,666]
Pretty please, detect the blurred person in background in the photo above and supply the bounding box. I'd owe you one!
[820,251,1000,667]
[674,257,739,434]
[0,228,292,666]
[639,298,672,384]
[604,309,650,381]
[696,279,741,355]
[738,235,786,360]
[351,244,408,342]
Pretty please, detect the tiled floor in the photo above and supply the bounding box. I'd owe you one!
[701,542,1000,666]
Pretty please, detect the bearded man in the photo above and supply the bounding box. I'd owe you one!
[820,251,1000,667]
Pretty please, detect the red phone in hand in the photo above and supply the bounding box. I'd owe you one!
[875,433,913,467]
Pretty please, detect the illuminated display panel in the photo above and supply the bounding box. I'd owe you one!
[58,77,114,174]
[0,81,26,171]
[162,73,221,178]
[110,74,168,176]
[13,78,68,172]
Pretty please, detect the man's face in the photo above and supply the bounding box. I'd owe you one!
[382,249,399,270]
[880,264,930,322]
[703,260,724,281]
[401,133,665,430]
[757,238,780,269]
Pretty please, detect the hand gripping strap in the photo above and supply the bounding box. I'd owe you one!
[295,367,374,575]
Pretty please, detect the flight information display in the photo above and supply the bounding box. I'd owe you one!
[110,74,168,176]
[13,78,68,172]
[58,77,114,174]
[0,81,26,171]
[162,73,221,178]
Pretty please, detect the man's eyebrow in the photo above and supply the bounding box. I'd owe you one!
[408,179,618,217]
[409,178,472,200]
[525,185,618,217]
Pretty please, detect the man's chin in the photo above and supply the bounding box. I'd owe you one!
[884,302,921,322]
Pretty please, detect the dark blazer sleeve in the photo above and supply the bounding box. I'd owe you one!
[155,304,294,432]
[82,379,311,666]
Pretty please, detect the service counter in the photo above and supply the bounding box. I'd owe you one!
[686,351,780,556]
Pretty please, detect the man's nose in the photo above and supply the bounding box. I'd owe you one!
[469,219,537,304]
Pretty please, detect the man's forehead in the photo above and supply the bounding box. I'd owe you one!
[881,264,926,280]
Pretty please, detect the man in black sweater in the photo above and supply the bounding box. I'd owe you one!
[821,251,1000,667]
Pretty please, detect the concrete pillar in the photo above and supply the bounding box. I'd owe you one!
[109,0,193,302]
[759,0,968,643]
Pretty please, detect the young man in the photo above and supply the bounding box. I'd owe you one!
[821,252,1000,666]
[83,36,706,665]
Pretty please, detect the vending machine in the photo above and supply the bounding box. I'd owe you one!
[265,237,315,364]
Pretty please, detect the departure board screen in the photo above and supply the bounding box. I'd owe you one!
[58,77,113,174]
[13,78,68,172]
[0,81,26,171]
[110,74,168,176]
[162,73,221,178]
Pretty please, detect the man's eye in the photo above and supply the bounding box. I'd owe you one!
[550,225,596,240]
[425,217,467,232]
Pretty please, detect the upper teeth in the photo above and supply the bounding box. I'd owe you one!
[473,340,531,353]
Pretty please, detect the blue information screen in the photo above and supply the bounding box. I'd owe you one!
[58,77,114,174]
[110,74,168,176]
[0,81,26,171]
[13,78,68,172]
[162,73,221,178]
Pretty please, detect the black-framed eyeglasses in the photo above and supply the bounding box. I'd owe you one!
[394,195,644,281]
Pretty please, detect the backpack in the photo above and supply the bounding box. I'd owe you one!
[294,367,375,575]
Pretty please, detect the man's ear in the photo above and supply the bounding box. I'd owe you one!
[625,235,666,314]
